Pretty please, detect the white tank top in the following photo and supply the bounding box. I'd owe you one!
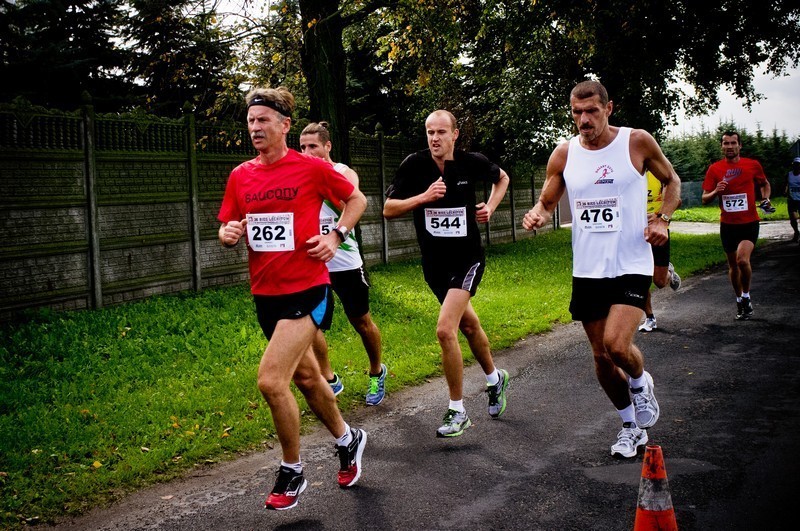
[563,127,653,278]
[320,162,363,272]
[787,170,800,201]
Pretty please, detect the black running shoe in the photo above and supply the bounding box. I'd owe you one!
[735,301,745,321]
[336,427,367,487]
[742,297,753,319]
[265,466,307,511]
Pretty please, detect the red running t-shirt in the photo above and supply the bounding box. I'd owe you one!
[702,157,767,224]
[218,149,355,296]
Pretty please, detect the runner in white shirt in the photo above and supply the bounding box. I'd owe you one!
[523,80,681,458]
[300,122,387,406]
[786,157,800,243]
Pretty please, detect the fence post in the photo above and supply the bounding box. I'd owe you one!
[81,91,102,309]
[483,180,491,246]
[509,170,516,242]
[184,103,202,292]
[377,123,389,264]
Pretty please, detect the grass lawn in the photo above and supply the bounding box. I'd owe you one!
[673,196,789,222]
[0,227,747,527]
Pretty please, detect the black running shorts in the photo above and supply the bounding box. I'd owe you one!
[569,275,652,323]
[254,284,333,340]
[651,232,671,268]
[422,254,486,304]
[330,266,371,319]
[720,221,759,254]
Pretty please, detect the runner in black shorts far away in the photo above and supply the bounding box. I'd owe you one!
[639,171,682,332]
[785,157,800,243]
[702,130,773,320]
[383,109,510,438]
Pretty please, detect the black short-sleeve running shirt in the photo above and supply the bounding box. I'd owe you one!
[385,149,501,259]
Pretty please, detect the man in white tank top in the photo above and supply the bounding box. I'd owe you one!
[522,80,681,458]
[300,123,387,407]
[786,157,800,242]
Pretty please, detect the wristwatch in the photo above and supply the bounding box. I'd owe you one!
[334,225,349,242]
[657,213,671,224]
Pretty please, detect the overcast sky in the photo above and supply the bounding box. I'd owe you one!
[668,65,800,141]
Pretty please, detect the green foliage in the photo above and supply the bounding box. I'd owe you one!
[3,0,799,154]
[218,0,309,121]
[0,229,729,527]
[338,0,800,164]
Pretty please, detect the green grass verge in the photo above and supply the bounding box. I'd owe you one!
[673,196,789,222]
[0,228,731,527]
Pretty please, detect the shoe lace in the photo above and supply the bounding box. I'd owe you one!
[334,436,355,469]
[442,409,458,423]
[272,467,295,493]
[334,445,349,470]
[632,389,650,410]
[616,426,638,445]
[368,375,380,395]
[486,380,502,405]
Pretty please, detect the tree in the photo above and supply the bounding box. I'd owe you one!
[295,0,400,163]
[124,0,233,117]
[0,0,131,111]
[348,0,800,162]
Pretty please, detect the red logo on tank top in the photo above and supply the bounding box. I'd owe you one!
[594,164,614,184]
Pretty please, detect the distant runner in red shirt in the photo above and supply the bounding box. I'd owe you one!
[218,87,368,511]
[702,130,773,321]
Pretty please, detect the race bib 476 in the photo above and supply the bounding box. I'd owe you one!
[574,197,621,232]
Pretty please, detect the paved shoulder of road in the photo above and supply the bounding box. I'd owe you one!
[51,222,800,531]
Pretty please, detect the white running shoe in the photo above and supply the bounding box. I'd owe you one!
[668,262,681,291]
[610,422,648,458]
[638,317,657,332]
[631,371,660,429]
[436,409,472,438]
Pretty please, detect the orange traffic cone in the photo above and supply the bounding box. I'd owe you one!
[633,445,678,531]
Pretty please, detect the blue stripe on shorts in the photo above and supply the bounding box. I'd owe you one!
[310,286,329,326]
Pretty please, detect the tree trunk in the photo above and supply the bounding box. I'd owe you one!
[298,0,350,164]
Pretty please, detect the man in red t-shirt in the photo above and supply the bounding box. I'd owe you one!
[218,87,368,511]
[702,130,772,321]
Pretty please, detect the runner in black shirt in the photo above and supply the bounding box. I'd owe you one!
[384,110,511,438]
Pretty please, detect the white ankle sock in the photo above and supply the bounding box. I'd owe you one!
[617,404,636,425]
[449,399,465,413]
[280,460,302,473]
[629,373,647,390]
[336,424,352,447]
[485,369,500,386]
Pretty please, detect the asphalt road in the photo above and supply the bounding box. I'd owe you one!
[52,224,800,531]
